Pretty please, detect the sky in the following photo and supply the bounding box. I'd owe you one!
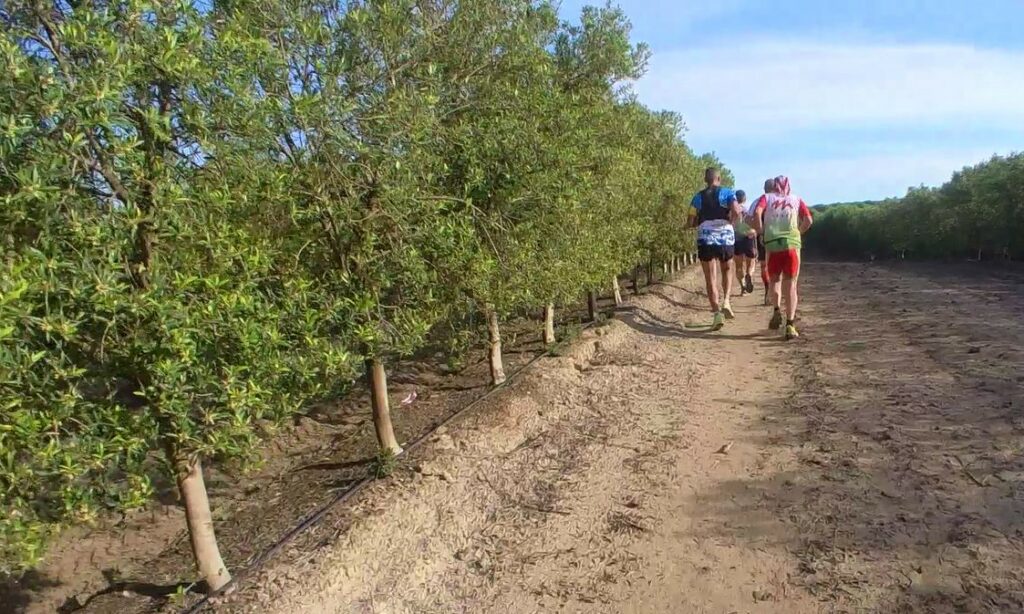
[558,0,1024,204]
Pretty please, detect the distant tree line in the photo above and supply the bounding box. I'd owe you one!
[806,153,1024,261]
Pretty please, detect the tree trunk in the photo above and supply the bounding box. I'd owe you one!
[485,308,506,385]
[612,276,623,306]
[647,259,655,286]
[587,290,597,322]
[632,266,640,295]
[366,358,402,455]
[543,303,555,344]
[175,455,230,591]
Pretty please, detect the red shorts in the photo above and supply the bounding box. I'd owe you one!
[767,249,801,278]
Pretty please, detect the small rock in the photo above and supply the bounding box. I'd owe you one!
[432,433,455,450]
[752,590,774,602]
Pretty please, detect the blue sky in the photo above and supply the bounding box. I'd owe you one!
[558,0,1024,203]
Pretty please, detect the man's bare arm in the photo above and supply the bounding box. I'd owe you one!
[728,199,742,225]
[750,206,764,234]
[798,214,813,234]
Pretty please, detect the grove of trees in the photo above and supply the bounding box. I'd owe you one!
[807,153,1024,261]
[0,0,724,589]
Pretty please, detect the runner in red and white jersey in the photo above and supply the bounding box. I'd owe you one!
[751,176,813,340]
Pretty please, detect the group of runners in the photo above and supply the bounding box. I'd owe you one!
[688,167,813,340]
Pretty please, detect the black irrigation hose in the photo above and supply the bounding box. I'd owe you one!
[182,318,599,614]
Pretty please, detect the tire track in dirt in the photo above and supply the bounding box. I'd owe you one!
[221,267,821,614]
[712,262,1024,613]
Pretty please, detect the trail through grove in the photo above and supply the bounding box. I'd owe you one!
[212,261,1024,613]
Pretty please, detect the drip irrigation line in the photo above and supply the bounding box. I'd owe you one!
[182,318,600,613]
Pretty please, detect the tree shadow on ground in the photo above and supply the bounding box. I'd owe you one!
[1,571,60,614]
[56,575,202,614]
[658,281,703,297]
[688,262,1024,612]
[619,305,765,342]
[647,289,706,313]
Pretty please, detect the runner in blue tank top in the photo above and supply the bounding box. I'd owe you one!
[688,167,743,331]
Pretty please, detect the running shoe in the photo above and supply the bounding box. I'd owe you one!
[744,274,754,294]
[711,311,725,331]
[785,324,800,340]
[722,303,735,319]
[768,309,783,330]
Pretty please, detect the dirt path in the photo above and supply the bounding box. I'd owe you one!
[209,265,802,613]
[212,261,1024,614]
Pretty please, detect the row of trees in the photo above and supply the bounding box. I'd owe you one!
[0,0,720,587]
[807,153,1024,260]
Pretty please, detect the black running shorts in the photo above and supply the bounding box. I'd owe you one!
[735,235,757,259]
[697,244,735,262]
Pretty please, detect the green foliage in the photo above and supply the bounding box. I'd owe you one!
[0,0,731,574]
[371,447,398,480]
[808,154,1024,260]
[0,0,348,572]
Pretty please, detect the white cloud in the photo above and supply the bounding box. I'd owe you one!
[638,39,1024,201]
[638,41,1024,137]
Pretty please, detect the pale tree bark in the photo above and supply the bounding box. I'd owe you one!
[662,262,669,276]
[175,455,230,591]
[612,276,623,306]
[587,291,598,322]
[543,303,556,344]
[367,358,402,454]
[485,307,506,385]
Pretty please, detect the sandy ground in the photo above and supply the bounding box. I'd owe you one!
[6,261,1024,614]
[205,261,1024,614]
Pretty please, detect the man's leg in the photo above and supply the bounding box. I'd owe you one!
[735,255,747,295]
[749,252,757,294]
[720,251,736,318]
[701,256,727,331]
[783,250,802,339]
[766,251,784,329]
[701,260,719,311]
[757,237,770,305]
[782,275,798,322]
